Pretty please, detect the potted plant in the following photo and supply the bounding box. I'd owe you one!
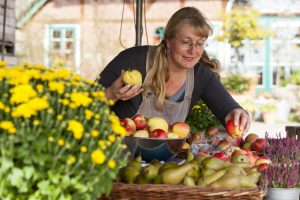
[0,62,127,199]
[185,99,221,143]
[263,133,300,200]
[259,103,278,123]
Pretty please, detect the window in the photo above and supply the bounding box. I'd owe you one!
[45,24,80,72]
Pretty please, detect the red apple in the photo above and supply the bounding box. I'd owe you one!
[242,142,253,150]
[251,138,266,153]
[196,152,210,157]
[256,163,269,171]
[254,156,271,166]
[245,133,259,143]
[214,152,231,162]
[217,139,229,151]
[120,118,136,136]
[149,129,168,139]
[231,149,248,157]
[226,119,243,138]
[132,114,147,130]
[205,127,219,137]
[171,122,190,138]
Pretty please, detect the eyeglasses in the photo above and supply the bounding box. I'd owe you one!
[176,39,208,50]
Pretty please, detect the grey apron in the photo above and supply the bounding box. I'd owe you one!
[135,47,194,124]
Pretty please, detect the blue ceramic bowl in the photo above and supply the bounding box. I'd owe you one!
[123,136,186,163]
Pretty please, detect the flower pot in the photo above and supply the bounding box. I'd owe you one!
[265,187,300,200]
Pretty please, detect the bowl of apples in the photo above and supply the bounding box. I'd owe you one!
[120,115,189,163]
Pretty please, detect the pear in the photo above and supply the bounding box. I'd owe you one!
[159,162,177,173]
[135,174,151,184]
[231,154,250,164]
[197,168,227,187]
[200,168,216,177]
[183,176,196,186]
[160,163,194,185]
[139,161,161,181]
[186,151,194,162]
[202,157,229,171]
[240,174,259,188]
[127,155,142,171]
[119,166,140,184]
[226,164,247,176]
[209,174,241,189]
[153,174,162,184]
[186,164,200,181]
[123,69,142,86]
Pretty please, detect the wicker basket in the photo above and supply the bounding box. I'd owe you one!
[100,183,266,200]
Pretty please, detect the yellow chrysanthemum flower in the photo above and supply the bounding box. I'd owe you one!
[70,92,92,107]
[0,121,15,131]
[111,123,126,137]
[67,120,84,140]
[36,84,44,93]
[58,139,64,146]
[28,97,49,111]
[67,155,76,165]
[98,140,106,149]
[57,114,63,120]
[90,149,105,165]
[108,160,116,169]
[80,146,87,153]
[10,84,37,104]
[91,130,99,137]
[48,136,54,142]
[12,103,36,118]
[94,114,100,120]
[84,109,94,120]
[33,120,40,126]
[49,81,65,94]
[108,135,116,143]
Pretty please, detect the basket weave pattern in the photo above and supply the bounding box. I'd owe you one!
[101,183,265,200]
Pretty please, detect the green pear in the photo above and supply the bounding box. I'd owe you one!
[226,164,247,176]
[127,155,142,171]
[153,174,162,184]
[240,174,259,188]
[119,166,140,184]
[183,176,196,186]
[200,168,216,177]
[160,163,194,185]
[135,174,151,184]
[159,162,177,173]
[140,162,161,181]
[186,151,195,162]
[202,157,229,171]
[197,168,227,187]
[231,154,250,164]
[186,165,200,181]
[209,174,241,189]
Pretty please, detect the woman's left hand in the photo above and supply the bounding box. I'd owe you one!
[224,108,250,133]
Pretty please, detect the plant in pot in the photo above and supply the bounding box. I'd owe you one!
[262,133,300,200]
[0,63,127,199]
[185,99,221,144]
[259,103,278,123]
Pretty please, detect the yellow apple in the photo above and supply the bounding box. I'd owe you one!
[171,122,190,138]
[133,130,149,138]
[147,117,169,132]
[167,132,179,139]
[122,69,142,86]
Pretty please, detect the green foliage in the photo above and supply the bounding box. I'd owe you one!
[221,73,252,94]
[0,63,128,199]
[260,103,278,112]
[185,99,221,132]
[216,5,270,48]
[281,69,300,86]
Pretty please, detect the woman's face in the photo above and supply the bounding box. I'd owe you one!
[166,22,207,70]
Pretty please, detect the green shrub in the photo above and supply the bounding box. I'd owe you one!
[221,73,252,94]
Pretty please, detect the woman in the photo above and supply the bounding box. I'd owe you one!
[99,7,250,132]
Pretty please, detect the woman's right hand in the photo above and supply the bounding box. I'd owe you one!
[105,70,143,102]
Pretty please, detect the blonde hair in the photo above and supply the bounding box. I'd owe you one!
[143,7,220,110]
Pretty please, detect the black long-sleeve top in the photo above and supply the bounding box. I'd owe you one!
[99,45,240,125]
